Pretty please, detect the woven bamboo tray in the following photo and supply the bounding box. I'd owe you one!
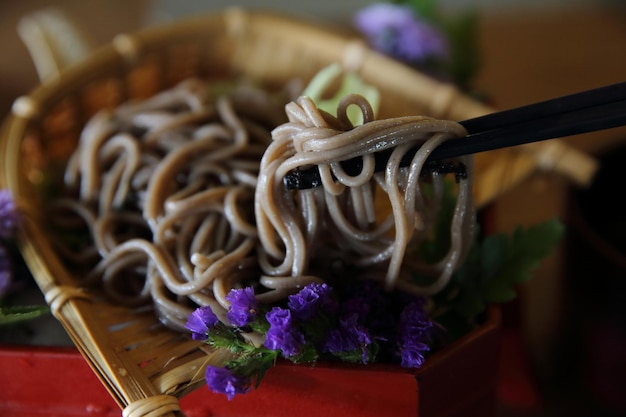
[0,8,593,417]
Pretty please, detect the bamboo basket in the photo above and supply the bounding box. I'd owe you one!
[0,8,593,417]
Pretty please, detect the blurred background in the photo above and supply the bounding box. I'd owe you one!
[2,0,626,116]
[2,1,626,416]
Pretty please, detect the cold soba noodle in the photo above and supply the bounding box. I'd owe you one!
[49,77,475,332]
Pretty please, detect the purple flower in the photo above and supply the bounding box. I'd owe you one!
[205,365,251,400]
[338,281,393,335]
[226,287,258,326]
[0,189,19,240]
[399,341,431,368]
[397,299,433,368]
[264,307,305,357]
[354,3,448,63]
[322,313,372,363]
[340,295,373,322]
[399,299,432,334]
[340,280,386,313]
[266,306,291,327]
[185,306,219,340]
[0,244,12,298]
[287,282,336,320]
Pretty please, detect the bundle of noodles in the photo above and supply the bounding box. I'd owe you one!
[256,93,475,300]
[50,78,292,330]
[49,77,476,333]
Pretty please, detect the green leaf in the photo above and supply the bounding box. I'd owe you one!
[250,351,277,388]
[0,305,50,325]
[220,348,277,390]
[329,344,379,364]
[290,344,320,364]
[434,218,564,323]
[302,63,380,125]
[482,219,565,303]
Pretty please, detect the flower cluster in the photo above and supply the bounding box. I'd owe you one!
[397,298,434,367]
[186,281,436,400]
[0,189,19,298]
[353,1,481,91]
[0,189,51,326]
[354,3,448,64]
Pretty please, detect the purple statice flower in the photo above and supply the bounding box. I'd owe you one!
[0,244,12,298]
[205,365,251,400]
[399,341,431,368]
[399,298,432,333]
[185,306,219,340]
[339,295,371,321]
[322,313,372,363]
[338,280,391,333]
[353,3,448,63]
[264,307,305,357]
[339,280,387,312]
[226,287,258,326]
[397,299,434,368]
[0,189,19,240]
[287,282,336,321]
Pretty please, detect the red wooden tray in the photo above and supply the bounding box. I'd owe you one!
[0,306,542,417]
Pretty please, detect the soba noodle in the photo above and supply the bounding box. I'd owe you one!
[50,77,476,332]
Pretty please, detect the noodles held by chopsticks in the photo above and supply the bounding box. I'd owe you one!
[50,77,476,332]
[256,93,475,296]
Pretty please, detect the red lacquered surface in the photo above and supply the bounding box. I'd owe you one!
[0,307,517,417]
[0,345,119,417]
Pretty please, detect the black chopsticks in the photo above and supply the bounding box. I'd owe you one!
[283,80,626,190]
